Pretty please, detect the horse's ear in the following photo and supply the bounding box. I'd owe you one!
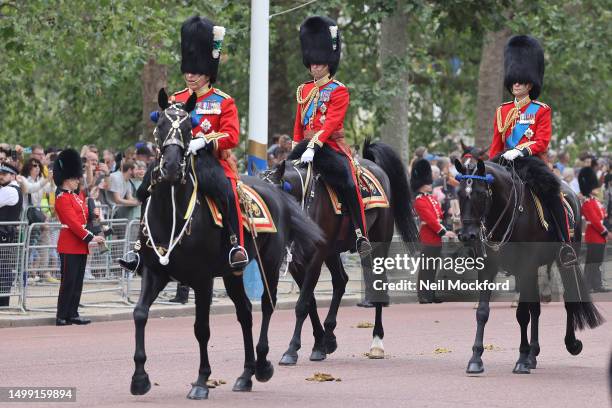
[460,140,468,152]
[454,158,465,174]
[183,92,197,114]
[278,160,286,178]
[158,88,169,110]
[477,159,485,175]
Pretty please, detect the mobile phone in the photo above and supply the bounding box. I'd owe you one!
[23,147,32,154]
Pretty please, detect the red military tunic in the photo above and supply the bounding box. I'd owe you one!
[172,86,244,246]
[489,98,551,159]
[582,196,608,244]
[414,192,446,246]
[293,75,351,156]
[172,86,240,180]
[292,74,367,234]
[55,189,93,255]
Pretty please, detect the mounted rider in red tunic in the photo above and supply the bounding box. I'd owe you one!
[489,35,576,265]
[291,16,371,256]
[119,16,248,272]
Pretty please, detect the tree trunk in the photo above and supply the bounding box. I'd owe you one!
[474,28,511,151]
[142,58,167,141]
[267,17,294,140]
[379,4,411,165]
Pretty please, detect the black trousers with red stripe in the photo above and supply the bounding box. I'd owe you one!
[56,254,88,320]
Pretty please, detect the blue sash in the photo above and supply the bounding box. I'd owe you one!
[303,82,339,126]
[506,102,540,149]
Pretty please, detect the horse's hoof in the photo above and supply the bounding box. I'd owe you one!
[187,384,209,400]
[368,347,385,359]
[130,372,151,395]
[232,377,253,392]
[512,362,531,374]
[527,354,537,369]
[309,349,327,361]
[466,361,484,374]
[566,339,583,356]
[279,351,298,366]
[324,336,338,354]
[255,360,274,382]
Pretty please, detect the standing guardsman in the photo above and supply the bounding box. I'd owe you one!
[578,166,609,292]
[118,15,248,272]
[54,149,105,326]
[292,16,371,256]
[411,159,456,303]
[488,35,576,265]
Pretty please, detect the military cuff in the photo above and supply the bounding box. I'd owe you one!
[437,227,447,237]
[82,231,94,243]
[602,230,609,237]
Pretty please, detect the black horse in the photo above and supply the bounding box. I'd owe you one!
[130,90,324,399]
[454,158,603,375]
[266,139,418,364]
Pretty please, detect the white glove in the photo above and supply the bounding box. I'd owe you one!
[502,149,522,161]
[187,137,208,155]
[300,147,315,163]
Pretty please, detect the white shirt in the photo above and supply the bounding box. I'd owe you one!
[0,181,20,208]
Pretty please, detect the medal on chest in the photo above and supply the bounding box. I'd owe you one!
[200,118,212,133]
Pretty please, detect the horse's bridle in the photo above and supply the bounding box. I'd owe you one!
[458,162,524,253]
[153,105,191,184]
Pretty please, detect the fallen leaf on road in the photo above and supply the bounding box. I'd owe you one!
[434,320,440,323]
[484,344,501,351]
[206,379,226,388]
[434,347,452,354]
[306,372,336,382]
[154,382,159,386]
[355,321,374,328]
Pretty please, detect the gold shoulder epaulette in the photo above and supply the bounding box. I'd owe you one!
[501,100,513,106]
[333,79,346,87]
[295,83,306,103]
[172,87,189,96]
[213,89,231,99]
[533,100,549,108]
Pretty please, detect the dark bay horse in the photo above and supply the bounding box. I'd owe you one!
[266,139,418,364]
[130,90,324,399]
[454,158,603,375]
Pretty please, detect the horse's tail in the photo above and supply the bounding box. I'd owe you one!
[283,190,325,266]
[362,138,419,247]
[559,264,605,330]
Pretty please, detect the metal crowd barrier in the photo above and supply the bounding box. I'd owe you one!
[22,219,131,312]
[0,221,28,312]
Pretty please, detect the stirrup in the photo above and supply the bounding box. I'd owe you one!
[229,245,249,270]
[559,244,578,268]
[117,250,140,272]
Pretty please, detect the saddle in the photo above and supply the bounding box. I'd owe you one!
[324,166,389,215]
[206,182,277,234]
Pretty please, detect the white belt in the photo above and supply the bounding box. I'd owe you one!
[61,224,86,229]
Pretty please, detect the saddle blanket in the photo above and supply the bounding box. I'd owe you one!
[326,167,390,215]
[206,183,277,233]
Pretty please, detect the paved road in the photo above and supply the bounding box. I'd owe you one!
[1,302,610,408]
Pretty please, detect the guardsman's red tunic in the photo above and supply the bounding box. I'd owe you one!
[414,192,446,246]
[172,86,244,246]
[489,98,551,160]
[582,196,609,244]
[55,189,93,254]
[292,74,367,234]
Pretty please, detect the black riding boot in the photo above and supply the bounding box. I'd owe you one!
[342,187,371,257]
[547,196,577,267]
[118,241,141,272]
[169,283,190,304]
[224,188,248,273]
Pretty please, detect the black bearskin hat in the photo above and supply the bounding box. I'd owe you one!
[578,166,599,196]
[299,16,341,75]
[53,149,83,186]
[504,35,545,100]
[410,159,433,192]
[180,15,225,84]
